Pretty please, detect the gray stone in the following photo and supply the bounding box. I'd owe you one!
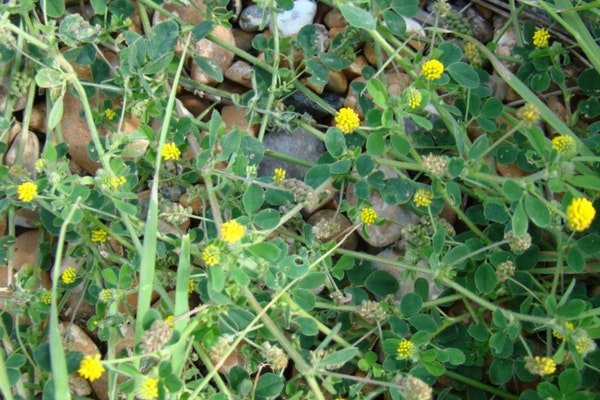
[239,5,270,32]
[273,0,317,37]
[283,91,344,120]
[466,8,493,44]
[315,23,329,52]
[259,127,324,180]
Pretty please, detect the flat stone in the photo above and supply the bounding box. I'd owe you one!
[259,127,325,180]
[190,25,235,86]
[222,104,258,136]
[239,4,269,32]
[273,0,317,37]
[324,8,346,28]
[466,8,493,44]
[224,60,254,88]
[326,70,348,94]
[4,126,40,177]
[153,0,205,25]
[232,28,255,52]
[283,90,344,120]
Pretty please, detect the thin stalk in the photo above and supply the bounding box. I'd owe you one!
[478,123,522,160]
[445,370,519,400]
[257,10,280,142]
[0,349,15,400]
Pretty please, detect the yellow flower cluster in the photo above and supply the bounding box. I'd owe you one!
[188,279,195,294]
[407,88,422,109]
[104,108,116,120]
[421,59,444,81]
[17,182,38,202]
[91,229,108,243]
[574,333,596,356]
[552,322,574,341]
[202,244,221,266]
[221,220,245,243]
[107,176,126,190]
[273,168,286,185]
[413,189,433,207]
[40,290,52,305]
[533,27,550,48]
[78,354,105,382]
[525,356,556,376]
[137,377,159,400]
[161,142,181,161]
[99,289,114,303]
[360,207,377,225]
[335,107,360,134]
[464,41,481,65]
[519,103,540,126]
[61,267,77,284]
[566,197,596,232]
[551,135,576,154]
[396,339,415,360]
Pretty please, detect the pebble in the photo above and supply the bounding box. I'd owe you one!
[372,247,443,300]
[239,4,270,32]
[323,8,346,28]
[307,209,358,250]
[232,28,255,52]
[283,90,344,120]
[179,93,211,118]
[273,0,317,37]
[4,126,40,178]
[259,127,325,180]
[224,60,254,88]
[466,8,493,44]
[153,0,206,25]
[385,71,411,96]
[190,25,236,86]
[315,23,330,52]
[222,104,258,136]
[326,70,348,94]
[344,55,368,80]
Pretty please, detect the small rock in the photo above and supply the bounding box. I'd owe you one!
[153,0,206,25]
[328,26,345,39]
[307,209,358,250]
[496,27,517,63]
[239,4,270,32]
[372,247,442,300]
[385,71,410,96]
[344,55,368,80]
[222,104,258,136]
[301,77,324,94]
[15,208,40,228]
[232,28,255,52]
[259,127,325,180]
[179,93,211,118]
[179,192,204,215]
[324,8,346,28]
[273,0,317,37]
[475,3,493,19]
[283,91,344,120]
[69,375,93,396]
[190,25,235,86]
[302,182,336,216]
[496,162,530,178]
[546,95,568,136]
[224,60,254,88]
[29,103,46,133]
[466,8,493,44]
[4,126,40,177]
[315,23,330,52]
[326,70,348,94]
[161,184,185,203]
[346,185,418,248]
[216,81,251,96]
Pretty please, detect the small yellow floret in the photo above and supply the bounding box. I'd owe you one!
[360,207,378,225]
[413,189,434,207]
[137,377,159,400]
[396,339,415,360]
[202,244,221,266]
[533,27,550,48]
[108,176,126,190]
[40,290,52,305]
[519,103,540,126]
[566,198,596,232]
[17,182,38,202]
[91,229,108,243]
[221,220,245,243]
[552,322,574,341]
[407,88,422,109]
[273,168,286,185]
[525,356,556,376]
[78,354,105,382]
[161,142,181,161]
[551,136,576,154]
[421,59,444,81]
[104,108,116,121]
[188,279,195,294]
[335,107,360,134]
[61,267,77,285]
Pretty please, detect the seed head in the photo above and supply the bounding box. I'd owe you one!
[496,261,515,282]
[397,375,433,400]
[356,300,387,323]
[141,319,173,354]
[504,231,532,253]
[263,342,289,371]
[422,153,448,177]
[525,356,556,376]
[519,103,540,126]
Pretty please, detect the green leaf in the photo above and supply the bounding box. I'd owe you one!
[35,68,63,88]
[438,42,463,66]
[191,21,214,41]
[339,4,376,30]
[409,114,433,130]
[577,234,600,255]
[475,263,497,294]
[367,79,388,108]
[383,10,406,36]
[318,53,351,70]
[325,128,346,158]
[247,242,281,262]
[91,0,107,14]
[447,62,479,88]
[484,201,509,223]
[46,0,65,17]
[291,289,315,311]
[524,195,551,227]
[147,20,179,59]
[243,184,264,215]
[356,154,374,176]
[294,316,318,336]
[366,131,385,156]
[566,247,585,272]
[391,0,420,16]
[468,135,489,160]
[481,97,503,118]
[48,96,64,131]
[559,369,581,394]
[400,293,422,316]
[567,175,600,190]
[503,180,523,201]
[512,200,529,236]
[365,270,399,297]
[304,165,330,188]
[443,348,466,365]
[320,347,359,367]
[255,373,284,399]
[253,209,280,230]
[193,56,224,83]
[489,359,512,385]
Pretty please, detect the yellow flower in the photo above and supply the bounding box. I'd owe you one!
[335,107,360,134]
[61,267,77,285]
[99,289,114,303]
[137,377,159,400]
[360,207,377,225]
[552,322,574,341]
[519,103,540,126]
[525,356,556,376]
[574,333,597,356]
[164,315,175,328]
[566,198,596,232]
[551,135,576,154]
[413,189,433,207]
[221,220,245,243]
[273,168,286,185]
[202,244,221,266]
[407,87,422,109]
[104,108,116,121]
[17,182,38,202]
[161,142,181,161]
[464,41,481,65]
[35,159,46,172]
[91,229,108,243]
[40,290,52,305]
[78,354,105,382]
[396,339,415,360]
[188,279,195,294]
[421,59,444,81]
[533,27,550,48]
[107,175,126,190]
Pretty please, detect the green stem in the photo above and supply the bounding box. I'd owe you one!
[257,11,280,142]
[445,370,519,400]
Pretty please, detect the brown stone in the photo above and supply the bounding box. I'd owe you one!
[179,192,204,215]
[496,162,530,177]
[232,28,255,52]
[384,71,410,96]
[190,25,236,86]
[324,9,346,28]
[546,95,568,136]
[439,202,458,226]
[221,105,258,136]
[224,60,254,88]
[179,93,211,118]
[153,0,206,25]
[344,55,368,80]
[216,81,250,96]
[301,77,324,95]
[15,208,40,228]
[30,103,47,133]
[328,27,345,39]
[326,70,348,94]
[4,126,40,177]
[475,3,493,19]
